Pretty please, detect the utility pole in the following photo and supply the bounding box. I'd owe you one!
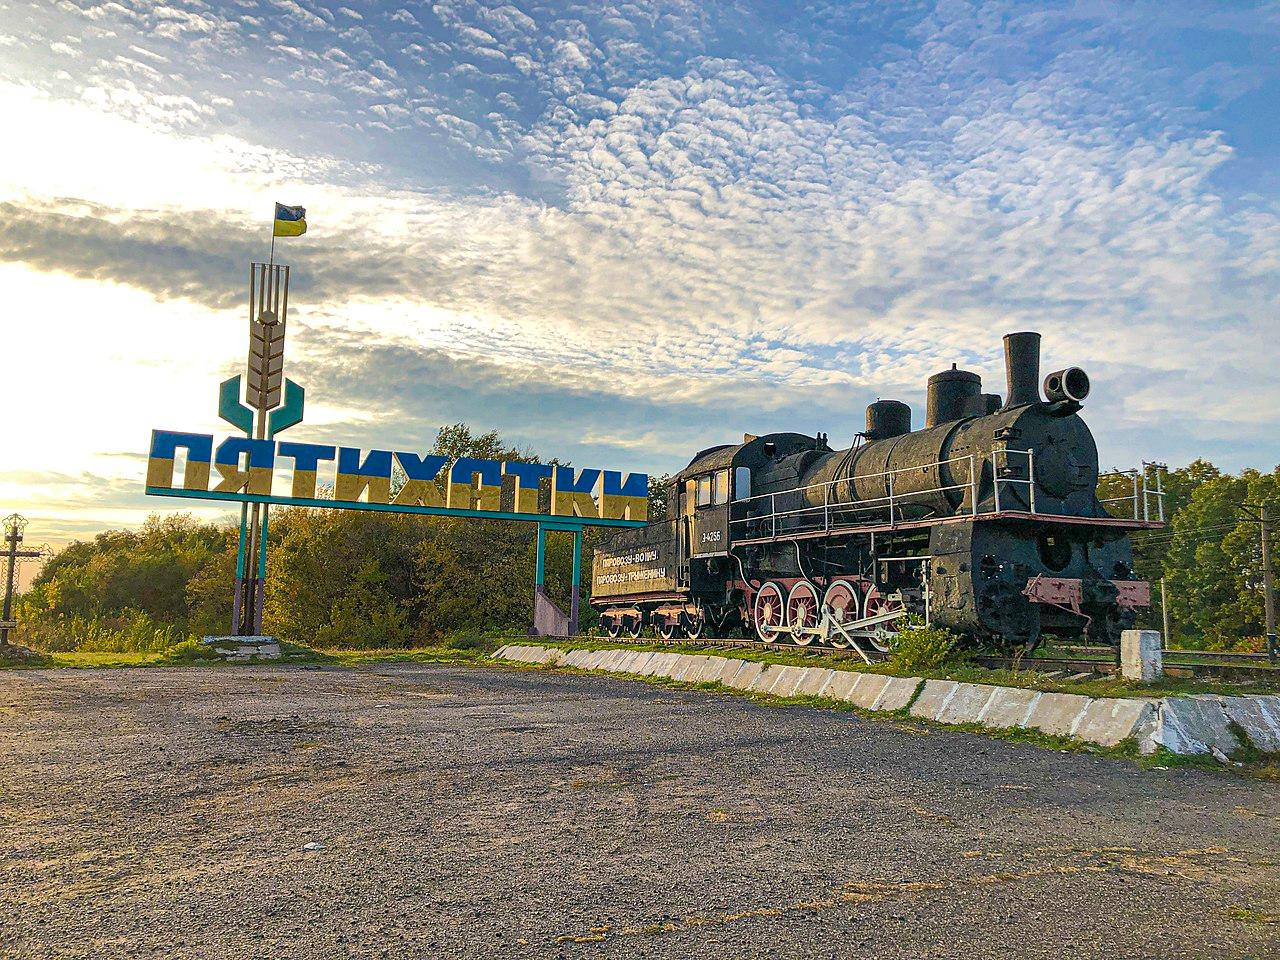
[1,514,46,647]
[1160,577,1172,647]
[1263,504,1276,665]
[1239,502,1276,665]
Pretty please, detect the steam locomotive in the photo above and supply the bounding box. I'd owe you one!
[591,332,1159,653]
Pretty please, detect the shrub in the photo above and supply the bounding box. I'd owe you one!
[886,624,967,672]
[161,638,222,663]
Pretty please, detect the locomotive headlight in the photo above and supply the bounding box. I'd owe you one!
[1043,367,1090,403]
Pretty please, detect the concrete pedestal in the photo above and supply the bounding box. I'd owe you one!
[1121,629,1162,682]
[201,636,281,661]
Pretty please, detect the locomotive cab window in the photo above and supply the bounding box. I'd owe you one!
[695,475,713,508]
[734,467,751,501]
[713,470,729,506]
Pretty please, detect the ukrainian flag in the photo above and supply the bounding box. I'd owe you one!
[273,202,307,237]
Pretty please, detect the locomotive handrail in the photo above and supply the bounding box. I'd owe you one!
[729,448,1072,540]
[731,453,983,539]
[1099,464,1167,521]
[992,447,1036,515]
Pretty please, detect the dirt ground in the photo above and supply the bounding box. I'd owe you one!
[1,663,1278,959]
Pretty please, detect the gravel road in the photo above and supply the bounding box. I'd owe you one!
[1,663,1278,959]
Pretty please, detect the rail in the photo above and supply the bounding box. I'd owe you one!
[731,452,1164,542]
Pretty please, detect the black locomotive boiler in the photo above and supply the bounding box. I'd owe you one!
[591,332,1159,653]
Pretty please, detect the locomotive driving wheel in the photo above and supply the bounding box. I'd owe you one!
[861,586,904,654]
[683,612,704,641]
[753,582,786,642]
[822,580,860,649]
[786,581,820,646]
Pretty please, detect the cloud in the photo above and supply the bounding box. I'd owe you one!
[1,0,1278,545]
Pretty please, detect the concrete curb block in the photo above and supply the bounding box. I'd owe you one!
[1075,698,1158,748]
[908,679,958,720]
[872,676,922,711]
[844,674,890,710]
[726,661,766,690]
[1147,696,1242,757]
[1222,694,1280,753]
[1025,692,1092,737]
[489,646,1277,758]
[793,668,838,698]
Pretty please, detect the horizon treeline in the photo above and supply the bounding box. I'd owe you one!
[11,425,1279,653]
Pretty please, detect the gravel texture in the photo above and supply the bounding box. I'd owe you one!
[2,663,1278,959]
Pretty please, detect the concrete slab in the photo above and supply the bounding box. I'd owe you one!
[1024,693,1092,738]
[696,656,730,683]
[935,683,1001,725]
[1073,698,1158,748]
[977,688,1042,730]
[608,650,638,672]
[713,658,746,685]
[1145,696,1241,756]
[591,650,621,670]
[561,649,593,668]
[1221,695,1280,753]
[643,653,674,677]
[721,661,759,689]
[634,652,663,676]
[764,666,807,697]
[605,649,634,670]
[624,652,655,675]
[747,665,782,693]
[845,674,890,710]
[660,653,689,677]
[823,670,865,703]
[872,676,922,712]
[792,668,838,698]
[908,679,959,720]
[672,655,710,682]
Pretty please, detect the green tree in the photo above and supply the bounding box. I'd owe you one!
[1163,468,1279,650]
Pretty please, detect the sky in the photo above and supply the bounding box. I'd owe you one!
[0,0,1278,553]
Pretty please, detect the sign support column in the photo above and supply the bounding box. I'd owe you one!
[570,528,583,636]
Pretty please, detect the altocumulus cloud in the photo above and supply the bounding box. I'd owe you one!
[0,0,1277,540]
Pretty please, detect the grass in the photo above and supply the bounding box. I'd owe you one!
[0,635,505,671]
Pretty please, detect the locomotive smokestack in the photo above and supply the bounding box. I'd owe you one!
[1003,331,1042,408]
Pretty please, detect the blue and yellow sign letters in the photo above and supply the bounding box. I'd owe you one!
[147,430,648,523]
